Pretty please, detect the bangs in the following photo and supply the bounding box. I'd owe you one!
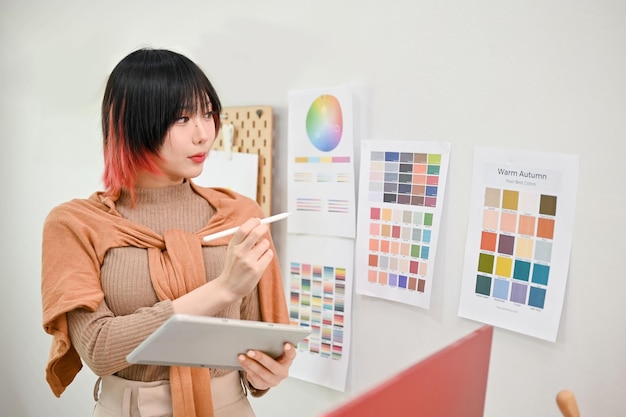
[178,85,215,115]
[166,58,221,123]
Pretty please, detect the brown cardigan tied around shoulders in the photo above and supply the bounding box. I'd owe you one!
[41,182,288,417]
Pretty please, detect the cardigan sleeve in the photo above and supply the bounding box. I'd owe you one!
[41,204,106,396]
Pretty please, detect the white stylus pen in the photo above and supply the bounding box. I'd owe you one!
[202,212,291,242]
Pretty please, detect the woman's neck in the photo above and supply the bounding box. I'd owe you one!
[134,171,185,189]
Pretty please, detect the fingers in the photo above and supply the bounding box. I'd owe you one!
[216,217,275,299]
[280,343,297,363]
[238,343,296,390]
[230,218,269,247]
[229,219,274,266]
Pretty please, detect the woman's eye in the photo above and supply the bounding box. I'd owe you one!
[176,116,190,123]
[204,111,215,119]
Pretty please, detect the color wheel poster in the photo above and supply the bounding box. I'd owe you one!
[355,140,451,309]
[287,86,356,238]
[458,147,579,342]
[286,234,353,392]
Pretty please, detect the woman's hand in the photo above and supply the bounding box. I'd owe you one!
[238,343,297,391]
[216,218,274,300]
[172,217,273,316]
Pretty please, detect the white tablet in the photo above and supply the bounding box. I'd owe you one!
[126,314,311,370]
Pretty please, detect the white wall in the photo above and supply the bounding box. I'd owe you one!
[1,1,625,416]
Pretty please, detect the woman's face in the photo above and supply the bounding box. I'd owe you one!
[135,108,217,188]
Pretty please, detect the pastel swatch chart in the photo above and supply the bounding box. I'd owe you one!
[286,235,353,392]
[458,147,579,342]
[355,141,451,309]
[289,262,345,360]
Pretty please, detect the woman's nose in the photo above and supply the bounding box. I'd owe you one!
[193,116,215,144]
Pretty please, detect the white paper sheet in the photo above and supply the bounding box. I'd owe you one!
[458,146,579,342]
[193,150,258,201]
[354,140,451,309]
[287,86,356,238]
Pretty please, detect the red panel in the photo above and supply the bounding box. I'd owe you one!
[321,326,493,417]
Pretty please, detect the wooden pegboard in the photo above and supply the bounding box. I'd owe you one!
[214,106,273,217]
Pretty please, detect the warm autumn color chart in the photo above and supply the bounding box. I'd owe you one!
[458,147,579,342]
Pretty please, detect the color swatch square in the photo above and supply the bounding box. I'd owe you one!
[510,282,528,304]
[493,279,510,300]
[481,231,497,252]
[476,275,492,296]
[528,286,546,308]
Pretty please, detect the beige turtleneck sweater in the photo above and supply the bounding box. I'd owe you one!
[66,181,259,382]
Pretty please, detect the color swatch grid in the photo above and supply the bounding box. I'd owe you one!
[365,150,441,293]
[289,262,345,360]
[475,188,557,309]
[368,151,442,208]
[366,207,433,292]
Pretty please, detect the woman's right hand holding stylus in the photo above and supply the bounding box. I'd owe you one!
[172,218,273,316]
[216,218,274,299]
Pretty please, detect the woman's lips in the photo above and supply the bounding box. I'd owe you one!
[189,153,207,163]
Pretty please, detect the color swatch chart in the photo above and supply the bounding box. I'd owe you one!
[355,141,451,309]
[458,146,579,342]
[475,188,557,309]
[289,262,345,361]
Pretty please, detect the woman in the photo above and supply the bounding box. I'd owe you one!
[41,48,294,417]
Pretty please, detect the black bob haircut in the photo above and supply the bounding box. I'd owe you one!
[101,48,222,194]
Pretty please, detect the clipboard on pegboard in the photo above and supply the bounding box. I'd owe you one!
[212,106,274,217]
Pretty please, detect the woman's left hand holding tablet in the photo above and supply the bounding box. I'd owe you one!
[238,342,297,391]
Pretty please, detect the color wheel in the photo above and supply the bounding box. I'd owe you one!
[306,94,343,152]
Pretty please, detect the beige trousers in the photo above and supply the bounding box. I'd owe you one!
[92,371,255,417]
